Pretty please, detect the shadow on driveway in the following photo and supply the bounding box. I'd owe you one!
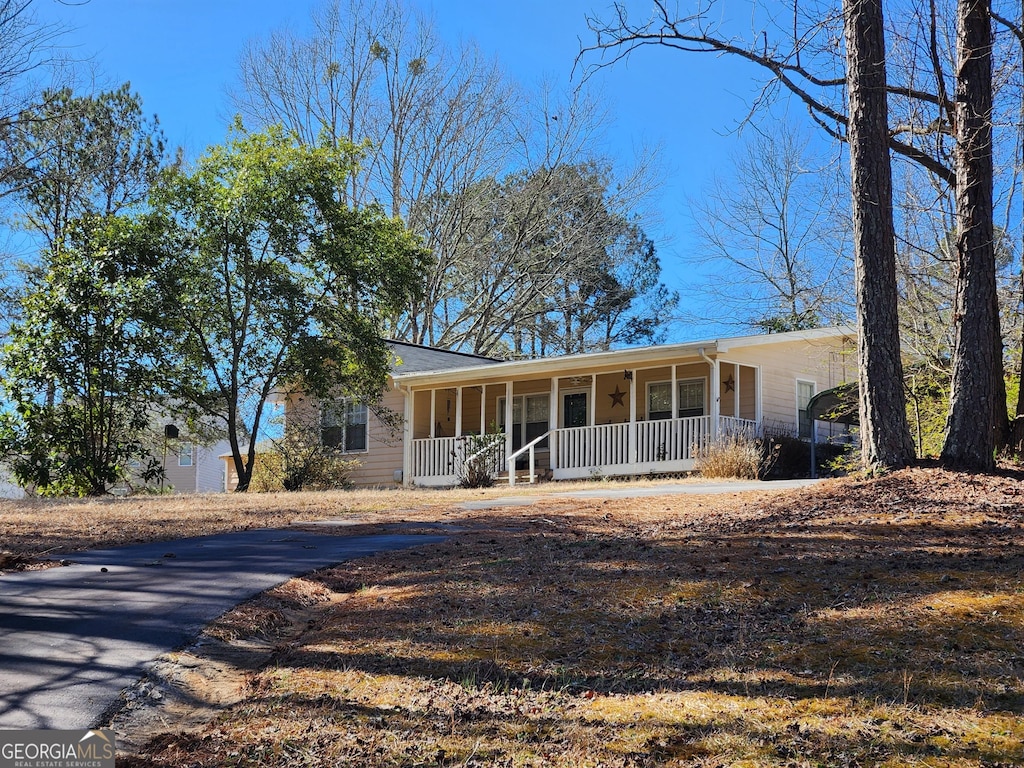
[0,529,444,730]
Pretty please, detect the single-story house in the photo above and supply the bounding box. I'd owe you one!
[279,326,855,488]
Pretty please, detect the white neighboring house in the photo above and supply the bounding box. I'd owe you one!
[160,437,232,493]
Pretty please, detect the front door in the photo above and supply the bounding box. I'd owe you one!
[563,392,588,428]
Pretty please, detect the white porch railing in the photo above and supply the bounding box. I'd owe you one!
[411,434,507,486]
[556,422,632,470]
[411,416,761,485]
[634,415,713,463]
[411,436,460,484]
[719,415,759,439]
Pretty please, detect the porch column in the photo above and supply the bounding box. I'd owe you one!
[671,365,678,417]
[505,380,514,471]
[480,385,487,434]
[671,364,679,459]
[402,386,413,486]
[733,363,740,421]
[709,359,720,439]
[754,367,762,426]
[429,388,436,439]
[454,386,463,438]
[629,369,637,463]
[589,374,597,425]
[550,376,559,471]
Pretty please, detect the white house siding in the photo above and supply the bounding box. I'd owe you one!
[162,462,195,492]
[155,439,231,493]
[196,441,231,492]
[725,337,854,439]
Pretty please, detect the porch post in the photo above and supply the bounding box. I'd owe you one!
[709,359,720,440]
[629,369,637,463]
[550,376,559,471]
[455,386,463,438]
[429,389,436,439]
[589,374,597,425]
[754,367,763,426]
[733,363,740,421]
[505,381,514,481]
[671,365,678,417]
[480,385,487,434]
[671,364,679,460]
[402,386,413,486]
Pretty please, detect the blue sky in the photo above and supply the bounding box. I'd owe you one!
[33,0,775,339]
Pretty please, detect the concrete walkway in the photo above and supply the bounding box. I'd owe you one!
[0,529,443,730]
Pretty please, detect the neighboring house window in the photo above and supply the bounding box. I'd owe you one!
[797,380,816,439]
[648,379,706,420]
[498,394,550,450]
[178,442,194,467]
[323,400,368,452]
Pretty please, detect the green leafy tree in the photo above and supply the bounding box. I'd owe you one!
[153,123,427,492]
[0,215,185,495]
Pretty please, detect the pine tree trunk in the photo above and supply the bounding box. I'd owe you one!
[843,0,916,470]
[941,0,998,470]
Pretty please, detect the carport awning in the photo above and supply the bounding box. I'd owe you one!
[808,383,859,426]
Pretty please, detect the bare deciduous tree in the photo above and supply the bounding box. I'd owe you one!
[687,124,852,333]
[0,0,65,191]
[234,0,672,356]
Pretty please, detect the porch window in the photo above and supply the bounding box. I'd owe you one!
[499,394,550,450]
[797,380,816,439]
[648,379,706,420]
[322,400,368,452]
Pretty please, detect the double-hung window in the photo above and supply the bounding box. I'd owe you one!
[648,379,706,420]
[498,394,550,450]
[797,380,816,439]
[178,442,194,467]
[322,400,368,452]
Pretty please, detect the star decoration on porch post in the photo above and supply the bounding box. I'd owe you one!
[609,385,627,407]
[724,375,735,393]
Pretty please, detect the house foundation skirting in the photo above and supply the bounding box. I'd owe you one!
[552,459,696,480]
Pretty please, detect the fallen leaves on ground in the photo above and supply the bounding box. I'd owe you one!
[14,468,1024,766]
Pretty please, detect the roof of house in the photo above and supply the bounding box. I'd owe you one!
[392,326,856,386]
[387,339,502,374]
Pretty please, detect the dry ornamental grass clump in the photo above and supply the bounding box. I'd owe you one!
[13,468,1024,766]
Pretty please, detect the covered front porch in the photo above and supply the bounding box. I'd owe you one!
[402,355,760,487]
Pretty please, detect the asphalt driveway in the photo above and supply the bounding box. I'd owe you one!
[0,529,444,730]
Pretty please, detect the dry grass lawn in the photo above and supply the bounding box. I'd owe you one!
[3,469,1023,766]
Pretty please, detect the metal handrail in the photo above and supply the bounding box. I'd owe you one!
[506,430,551,486]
